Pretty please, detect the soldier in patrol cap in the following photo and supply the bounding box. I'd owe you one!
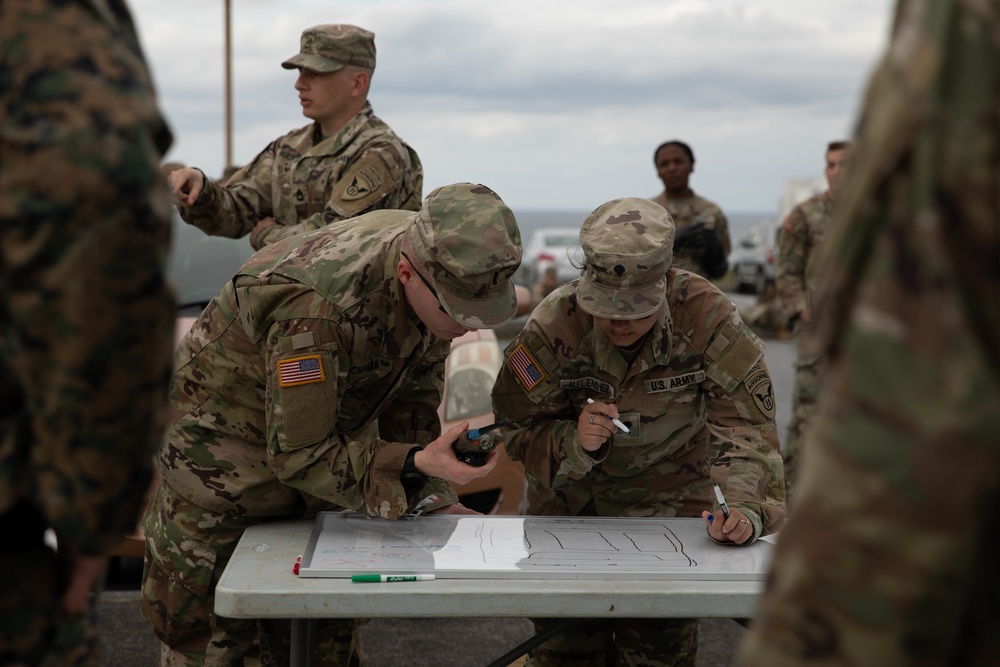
[140,183,521,665]
[169,23,423,250]
[492,197,784,666]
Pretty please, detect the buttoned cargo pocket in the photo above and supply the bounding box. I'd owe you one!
[140,500,219,644]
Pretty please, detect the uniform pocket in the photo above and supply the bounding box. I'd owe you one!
[272,345,339,450]
[140,492,219,644]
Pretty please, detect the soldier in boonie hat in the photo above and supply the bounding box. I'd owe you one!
[576,197,675,320]
[403,183,523,328]
[281,24,377,73]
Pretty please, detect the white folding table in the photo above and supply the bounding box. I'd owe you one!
[215,519,768,666]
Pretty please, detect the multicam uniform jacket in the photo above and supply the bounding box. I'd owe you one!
[178,101,423,249]
[492,271,785,540]
[160,209,457,519]
[775,190,834,318]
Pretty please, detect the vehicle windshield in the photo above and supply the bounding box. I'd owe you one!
[167,211,255,315]
[544,234,580,248]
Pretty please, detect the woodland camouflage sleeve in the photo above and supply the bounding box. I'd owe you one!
[0,0,175,555]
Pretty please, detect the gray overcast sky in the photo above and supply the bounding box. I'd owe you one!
[129,0,896,214]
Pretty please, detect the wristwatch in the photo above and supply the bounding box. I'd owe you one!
[401,447,430,490]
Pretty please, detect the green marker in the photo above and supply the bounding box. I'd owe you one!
[351,574,435,583]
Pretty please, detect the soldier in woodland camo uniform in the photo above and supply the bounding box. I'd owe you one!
[740,0,1000,664]
[141,183,522,666]
[0,1,175,664]
[492,198,785,666]
[775,141,851,500]
[651,141,731,280]
[170,24,423,251]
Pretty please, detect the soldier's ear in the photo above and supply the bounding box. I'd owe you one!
[397,258,413,285]
[351,69,370,97]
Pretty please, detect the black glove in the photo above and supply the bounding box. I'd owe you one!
[699,227,729,279]
[673,222,706,251]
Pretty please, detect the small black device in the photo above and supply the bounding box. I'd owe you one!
[452,420,505,467]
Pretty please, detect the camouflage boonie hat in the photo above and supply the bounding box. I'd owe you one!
[404,183,522,328]
[281,24,376,73]
[577,198,674,320]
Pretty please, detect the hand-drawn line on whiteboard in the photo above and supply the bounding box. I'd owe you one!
[484,523,695,567]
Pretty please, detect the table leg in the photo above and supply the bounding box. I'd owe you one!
[290,618,317,667]
[484,618,577,667]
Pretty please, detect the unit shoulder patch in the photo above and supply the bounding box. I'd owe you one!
[332,152,393,214]
[743,361,775,418]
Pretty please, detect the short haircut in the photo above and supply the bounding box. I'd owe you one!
[827,140,852,153]
[653,140,695,165]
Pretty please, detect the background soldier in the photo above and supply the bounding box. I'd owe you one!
[141,183,522,665]
[651,140,731,280]
[169,24,423,250]
[774,139,851,500]
[740,0,1000,663]
[0,1,175,664]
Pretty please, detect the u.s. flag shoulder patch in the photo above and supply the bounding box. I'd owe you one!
[277,354,325,387]
[507,344,545,391]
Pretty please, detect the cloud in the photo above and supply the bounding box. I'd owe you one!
[129,0,895,212]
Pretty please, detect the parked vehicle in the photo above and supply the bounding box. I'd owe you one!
[730,221,781,294]
[168,212,525,515]
[517,226,584,287]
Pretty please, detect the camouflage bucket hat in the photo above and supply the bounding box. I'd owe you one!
[577,198,675,320]
[404,183,522,328]
[281,24,376,73]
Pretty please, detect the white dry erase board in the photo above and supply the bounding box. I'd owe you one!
[298,512,773,580]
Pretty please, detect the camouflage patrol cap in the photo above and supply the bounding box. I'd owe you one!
[403,183,522,328]
[577,198,674,320]
[281,24,376,73]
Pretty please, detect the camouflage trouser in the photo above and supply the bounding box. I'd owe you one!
[782,351,823,505]
[140,483,363,666]
[0,545,99,667]
[527,617,698,666]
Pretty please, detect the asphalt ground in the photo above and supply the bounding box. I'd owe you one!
[98,291,792,666]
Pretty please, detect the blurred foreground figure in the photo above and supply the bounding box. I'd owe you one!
[740,0,1000,665]
[0,0,175,664]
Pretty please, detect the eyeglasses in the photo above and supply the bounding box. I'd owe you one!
[401,252,447,314]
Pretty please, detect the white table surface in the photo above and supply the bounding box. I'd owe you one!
[215,519,767,620]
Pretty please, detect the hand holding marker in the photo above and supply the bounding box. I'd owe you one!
[586,398,630,433]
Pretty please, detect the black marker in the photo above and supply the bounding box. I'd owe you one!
[713,484,731,519]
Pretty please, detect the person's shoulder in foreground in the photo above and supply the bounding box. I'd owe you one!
[739,0,1000,665]
[1,0,174,664]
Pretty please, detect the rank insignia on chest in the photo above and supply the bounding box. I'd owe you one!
[277,354,325,387]
[507,344,545,391]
